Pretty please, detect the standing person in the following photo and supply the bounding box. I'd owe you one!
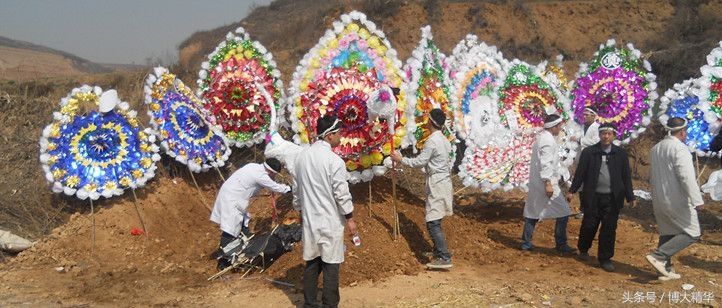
[579,106,601,150]
[521,114,576,253]
[210,158,291,270]
[295,115,357,308]
[646,117,704,281]
[391,108,454,269]
[567,123,635,272]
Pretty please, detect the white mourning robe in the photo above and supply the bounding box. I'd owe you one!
[524,130,572,219]
[210,163,290,237]
[650,136,703,237]
[295,140,354,263]
[401,130,454,222]
[580,122,601,150]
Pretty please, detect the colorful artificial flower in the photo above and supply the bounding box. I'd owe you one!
[145,67,231,172]
[40,85,160,200]
[197,27,284,148]
[287,11,406,183]
[570,39,656,144]
[402,26,455,152]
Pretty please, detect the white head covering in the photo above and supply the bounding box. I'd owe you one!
[543,116,563,129]
[663,117,688,134]
[319,118,342,138]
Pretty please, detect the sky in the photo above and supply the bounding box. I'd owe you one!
[0,0,273,64]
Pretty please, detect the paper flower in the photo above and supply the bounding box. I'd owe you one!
[402,26,455,152]
[458,131,535,191]
[659,78,715,155]
[287,11,406,183]
[449,40,508,147]
[498,60,568,130]
[571,39,656,144]
[40,85,160,200]
[695,41,722,133]
[197,27,284,148]
[144,67,232,172]
[447,34,479,85]
[458,58,577,191]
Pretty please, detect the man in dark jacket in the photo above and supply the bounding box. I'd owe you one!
[566,123,635,272]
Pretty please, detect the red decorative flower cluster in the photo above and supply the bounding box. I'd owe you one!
[203,57,276,140]
[299,68,392,160]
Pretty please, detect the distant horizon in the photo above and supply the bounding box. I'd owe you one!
[0,0,273,65]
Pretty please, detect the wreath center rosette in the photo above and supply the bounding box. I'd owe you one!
[39,85,160,200]
[144,67,231,172]
[287,11,407,183]
[197,27,284,148]
[571,39,656,144]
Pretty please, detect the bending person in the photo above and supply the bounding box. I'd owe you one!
[210,158,291,270]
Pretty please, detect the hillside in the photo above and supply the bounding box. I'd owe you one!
[177,0,722,92]
[0,36,112,80]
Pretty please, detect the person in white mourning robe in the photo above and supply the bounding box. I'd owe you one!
[646,117,704,281]
[521,114,576,253]
[392,108,454,269]
[578,106,601,150]
[295,115,357,308]
[210,158,291,270]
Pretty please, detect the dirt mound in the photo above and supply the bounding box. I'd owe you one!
[0,169,521,297]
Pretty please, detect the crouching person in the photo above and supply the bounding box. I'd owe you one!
[210,158,291,270]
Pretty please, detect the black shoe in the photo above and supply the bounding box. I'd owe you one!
[600,260,615,272]
[555,245,577,254]
[578,251,590,261]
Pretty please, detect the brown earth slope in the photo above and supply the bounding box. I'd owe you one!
[177,0,722,92]
[0,36,112,81]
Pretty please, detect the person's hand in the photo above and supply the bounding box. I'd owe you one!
[545,181,554,198]
[695,205,704,211]
[565,192,573,203]
[569,135,579,142]
[390,151,403,163]
[346,217,358,236]
[629,200,637,208]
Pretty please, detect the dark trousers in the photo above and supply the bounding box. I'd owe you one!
[426,219,452,261]
[217,231,235,270]
[521,216,569,249]
[303,257,340,308]
[577,193,621,262]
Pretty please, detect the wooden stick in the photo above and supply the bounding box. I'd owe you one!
[368,180,373,217]
[188,166,212,211]
[695,154,701,186]
[131,189,148,239]
[697,161,709,184]
[215,166,226,182]
[90,198,95,255]
[454,186,469,196]
[392,155,400,240]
